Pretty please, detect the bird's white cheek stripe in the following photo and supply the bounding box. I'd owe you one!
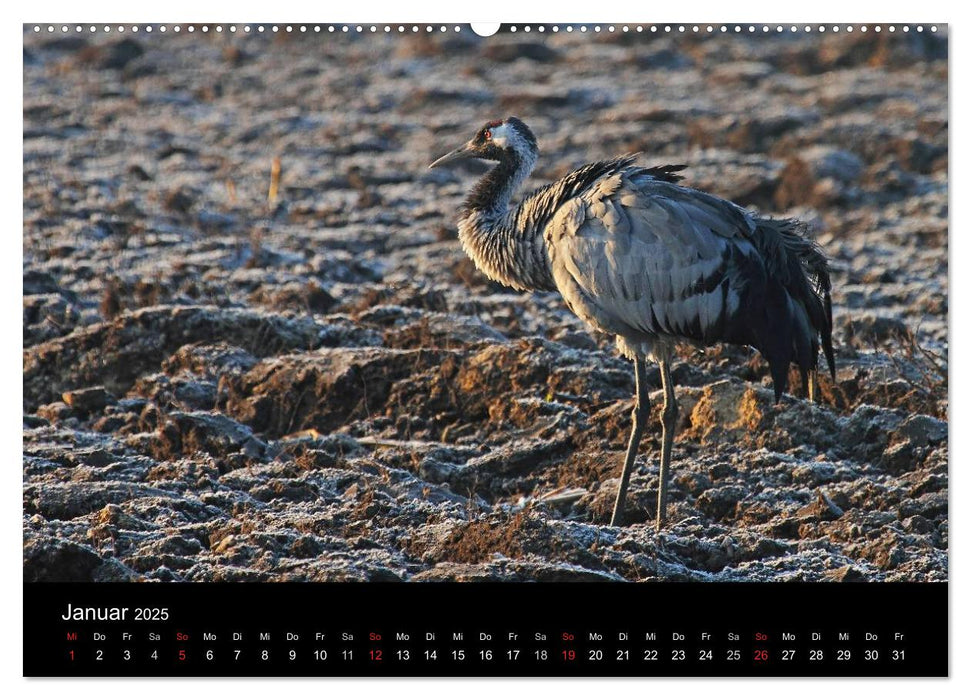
[489,123,511,148]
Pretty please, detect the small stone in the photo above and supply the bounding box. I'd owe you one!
[675,472,712,496]
[797,490,845,521]
[825,565,867,582]
[902,515,935,535]
[895,415,947,448]
[213,535,236,554]
[36,401,75,423]
[882,441,916,473]
[156,411,268,461]
[62,386,114,413]
[695,485,747,521]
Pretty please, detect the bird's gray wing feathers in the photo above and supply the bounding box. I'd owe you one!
[547,171,834,400]
[548,173,753,346]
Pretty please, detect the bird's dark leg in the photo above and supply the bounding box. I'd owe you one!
[610,357,650,527]
[656,359,678,530]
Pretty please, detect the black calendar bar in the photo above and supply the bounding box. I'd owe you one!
[24,582,947,677]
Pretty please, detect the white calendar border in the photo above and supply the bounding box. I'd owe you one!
[5,0,962,696]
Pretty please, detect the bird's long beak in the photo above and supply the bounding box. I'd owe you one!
[428,143,474,169]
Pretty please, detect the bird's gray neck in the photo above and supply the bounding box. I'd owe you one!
[457,150,557,292]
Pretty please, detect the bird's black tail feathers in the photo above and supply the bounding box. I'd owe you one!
[749,218,836,402]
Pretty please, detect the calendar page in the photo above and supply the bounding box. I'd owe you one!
[22,20,948,677]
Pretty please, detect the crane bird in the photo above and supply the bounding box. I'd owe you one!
[429,117,835,530]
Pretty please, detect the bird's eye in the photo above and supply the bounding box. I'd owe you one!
[484,130,492,140]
